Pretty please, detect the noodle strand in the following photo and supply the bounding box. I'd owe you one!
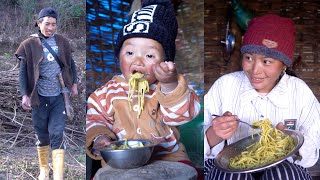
[128,73,149,118]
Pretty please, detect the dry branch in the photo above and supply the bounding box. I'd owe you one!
[0,57,86,148]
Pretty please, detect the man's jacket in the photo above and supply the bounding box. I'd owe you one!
[15,34,74,106]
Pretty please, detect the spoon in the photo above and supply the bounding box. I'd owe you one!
[211,114,260,129]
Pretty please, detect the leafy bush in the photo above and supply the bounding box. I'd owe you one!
[0,0,85,38]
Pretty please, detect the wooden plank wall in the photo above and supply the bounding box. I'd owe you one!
[175,0,204,102]
[204,0,320,101]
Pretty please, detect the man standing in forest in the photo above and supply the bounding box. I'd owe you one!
[15,7,78,180]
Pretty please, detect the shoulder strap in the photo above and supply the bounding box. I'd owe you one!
[38,33,63,69]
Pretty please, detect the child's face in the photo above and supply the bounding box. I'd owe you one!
[119,37,165,84]
[242,53,285,93]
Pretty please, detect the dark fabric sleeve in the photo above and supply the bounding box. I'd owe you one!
[70,57,78,84]
[18,58,28,96]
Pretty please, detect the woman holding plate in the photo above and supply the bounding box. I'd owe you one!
[204,14,320,180]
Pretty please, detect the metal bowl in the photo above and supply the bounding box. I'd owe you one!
[214,129,304,173]
[98,139,158,169]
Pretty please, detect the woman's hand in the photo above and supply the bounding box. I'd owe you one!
[212,111,239,140]
[206,111,239,147]
[276,122,285,131]
[153,61,178,93]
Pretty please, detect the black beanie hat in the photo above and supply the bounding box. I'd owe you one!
[114,0,178,61]
[38,7,58,20]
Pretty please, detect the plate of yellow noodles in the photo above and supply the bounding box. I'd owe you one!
[214,119,304,173]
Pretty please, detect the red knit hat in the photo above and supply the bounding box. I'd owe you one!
[240,14,295,66]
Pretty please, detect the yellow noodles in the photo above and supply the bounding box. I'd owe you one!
[229,119,295,170]
[128,73,149,118]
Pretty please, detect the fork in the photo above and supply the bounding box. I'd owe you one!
[211,114,260,129]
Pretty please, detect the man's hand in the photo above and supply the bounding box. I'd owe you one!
[21,95,31,110]
[153,61,178,93]
[70,83,78,97]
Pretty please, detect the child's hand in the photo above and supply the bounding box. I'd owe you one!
[92,134,112,156]
[153,61,178,93]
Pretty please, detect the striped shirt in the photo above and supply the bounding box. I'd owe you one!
[204,71,320,168]
[86,74,200,155]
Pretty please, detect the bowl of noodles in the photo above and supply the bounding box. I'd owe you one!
[98,139,159,169]
[214,120,304,173]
